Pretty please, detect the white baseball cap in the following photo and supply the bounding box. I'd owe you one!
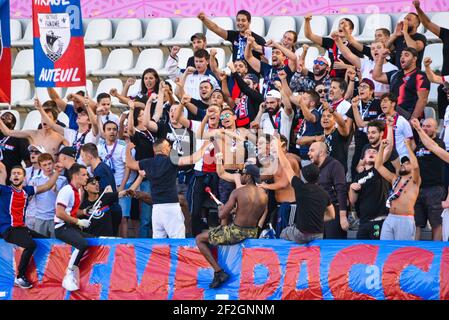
[28,145,46,154]
[265,90,282,100]
[315,55,332,67]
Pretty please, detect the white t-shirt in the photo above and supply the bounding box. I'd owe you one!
[360,58,398,94]
[64,128,99,164]
[100,112,120,126]
[97,139,128,186]
[333,99,351,119]
[54,184,81,228]
[443,106,449,151]
[394,115,414,158]
[260,107,294,145]
[185,73,220,100]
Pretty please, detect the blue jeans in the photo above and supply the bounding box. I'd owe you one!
[139,179,153,238]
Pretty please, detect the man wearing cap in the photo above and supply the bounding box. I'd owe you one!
[196,162,268,289]
[289,55,332,98]
[0,112,30,178]
[56,146,77,182]
[253,89,294,145]
[375,138,420,240]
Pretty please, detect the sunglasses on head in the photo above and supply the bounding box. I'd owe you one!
[313,60,327,66]
[220,113,232,120]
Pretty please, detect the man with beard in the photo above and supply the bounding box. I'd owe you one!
[196,163,267,289]
[289,55,332,95]
[0,165,62,289]
[373,47,429,119]
[328,78,351,119]
[375,138,420,240]
[349,148,389,240]
[308,141,348,239]
[386,12,426,69]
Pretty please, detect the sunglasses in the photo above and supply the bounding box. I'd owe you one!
[220,113,232,120]
[358,84,371,90]
[317,89,328,94]
[313,60,327,66]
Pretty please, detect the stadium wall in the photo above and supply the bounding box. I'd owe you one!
[11,0,449,19]
[1,238,448,300]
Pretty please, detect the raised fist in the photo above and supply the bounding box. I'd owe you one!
[126,78,136,86]
[109,88,118,97]
[197,11,206,21]
[423,57,432,68]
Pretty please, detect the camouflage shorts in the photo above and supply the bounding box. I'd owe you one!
[208,224,258,246]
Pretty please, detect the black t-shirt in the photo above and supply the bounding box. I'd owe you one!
[139,155,179,204]
[353,168,389,223]
[226,30,266,75]
[393,33,427,69]
[386,69,430,118]
[80,192,118,236]
[93,162,121,215]
[189,99,208,121]
[415,137,445,188]
[324,129,348,171]
[441,28,449,75]
[0,134,30,175]
[156,121,196,172]
[360,143,399,174]
[322,37,364,78]
[130,129,155,161]
[291,176,331,234]
[260,62,294,97]
[346,99,382,147]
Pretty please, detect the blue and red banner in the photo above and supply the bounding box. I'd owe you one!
[32,0,86,87]
[1,239,448,300]
[0,0,11,103]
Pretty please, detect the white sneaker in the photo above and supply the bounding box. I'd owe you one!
[62,268,79,292]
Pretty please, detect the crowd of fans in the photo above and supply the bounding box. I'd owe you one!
[1,0,449,289]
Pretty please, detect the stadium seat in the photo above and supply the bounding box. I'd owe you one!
[84,19,113,47]
[422,43,443,72]
[159,48,193,77]
[64,80,94,99]
[18,87,63,107]
[91,49,134,77]
[205,17,234,46]
[162,18,203,46]
[295,46,322,70]
[126,81,142,97]
[356,14,392,43]
[424,12,449,41]
[264,16,296,42]
[95,78,124,105]
[250,17,266,38]
[132,18,173,47]
[329,15,360,36]
[10,79,32,106]
[428,83,439,104]
[0,110,21,130]
[397,13,425,34]
[122,49,165,77]
[424,106,437,120]
[101,19,142,47]
[57,111,70,127]
[10,19,22,43]
[298,16,328,43]
[11,20,32,47]
[207,48,226,69]
[85,48,103,76]
[21,110,42,130]
[11,49,34,77]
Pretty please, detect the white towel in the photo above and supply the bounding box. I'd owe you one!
[442,209,449,242]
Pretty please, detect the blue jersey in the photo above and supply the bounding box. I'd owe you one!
[0,185,35,234]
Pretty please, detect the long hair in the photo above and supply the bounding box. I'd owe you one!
[140,68,160,96]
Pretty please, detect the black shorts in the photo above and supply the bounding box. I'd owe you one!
[356,220,385,240]
[414,186,446,228]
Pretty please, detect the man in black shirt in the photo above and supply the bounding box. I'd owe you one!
[373,47,429,119]
[413,118,446,241]
[320,108,349,172]
[414,0,449,118]
[350,148,389,240]
[308,141,348,239]
[198,10,266,75]
[386,12,426,69]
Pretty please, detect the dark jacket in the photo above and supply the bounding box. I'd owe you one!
[318,156,347,211]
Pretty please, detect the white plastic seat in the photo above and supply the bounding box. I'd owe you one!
[159,48,193,77]
[84,19,113,47]
[425,13,449,41]
[397,13,425,34]
[132,18,173,47]
[11,21,32,47]
[101,19,142,47]
[264,16,296,42]
[421,43,443,72]
[12,49,34,77]
[428,83,439,104]
[356,14,392,43]
[57,112,70,127]
[295,46,322,70]
[0,110,21,130]
[298,16,327,43]
[329,15,360,37]
[64,80,94,99]
[91,49,134,77]
[10,20,23,43]
[122,49,164,77]
[18,87,63,107]
[85,48,103,75]
[162,18,203,46]
[206,17,234,46]
[95,79,124,105]
[250,17,266,38]
[22,110,42,130]
[424,106,437,120]
[207,48,226,69]
[10,79,32,106]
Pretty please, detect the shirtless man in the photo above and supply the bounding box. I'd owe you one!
[196,163,268,289]
[0,99,65,159]
[375,138,421,240]
[258,135,300,237]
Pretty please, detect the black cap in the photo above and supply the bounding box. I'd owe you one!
[243,164,260,184]
[56,146,77,158]
[400,156,410,164]
[87,176,100,184]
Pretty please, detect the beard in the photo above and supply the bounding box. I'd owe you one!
[407,26,414,33]
[398,168,410,176]
[313,67,327,77]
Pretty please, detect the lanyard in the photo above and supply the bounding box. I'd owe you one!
[30,167,41,179]
[332,98,344,111]
[386,176,412,208]
[103,140,118,173]
[73,129,90,159]
[359,99,373,120]
[169,123,188,156]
